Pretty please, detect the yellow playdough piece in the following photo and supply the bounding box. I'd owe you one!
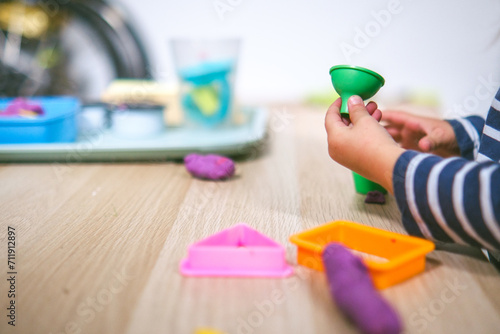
[191,86,219,116]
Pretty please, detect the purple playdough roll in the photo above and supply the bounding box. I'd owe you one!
[322,243,402,334]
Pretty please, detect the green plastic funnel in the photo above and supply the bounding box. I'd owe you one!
[352,172,387,195]
[329,65,385,117]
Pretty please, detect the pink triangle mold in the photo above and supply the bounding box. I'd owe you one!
[180,223,293,277]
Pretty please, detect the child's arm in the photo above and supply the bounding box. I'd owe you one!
[325,96,500,252]
[393,151,500,252]
[446,116,485,160]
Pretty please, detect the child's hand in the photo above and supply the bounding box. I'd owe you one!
[382,110,459,157]
[325,96,405,194]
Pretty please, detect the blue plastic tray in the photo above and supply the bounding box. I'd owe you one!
[0,96,79,144]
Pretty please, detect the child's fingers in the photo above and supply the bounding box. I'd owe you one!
[419,127,446,152]
[386,127,402,142]
[347,95,371,124]
[418,137,433,152]
[332,97,342,109]
[382,120,403,132]
[371,109,382,122]
[406,119,424,132]
[366,101,378,115]
[382,112,405,136]
[366,102,382,121]
[325,98,347,130]
[381,110,407,124]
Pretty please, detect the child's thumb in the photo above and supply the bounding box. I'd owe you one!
[418,128,444,152]
[418,136,434,152]
[347,95,370,123]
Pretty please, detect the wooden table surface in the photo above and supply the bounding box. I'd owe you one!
[1,107,499,334]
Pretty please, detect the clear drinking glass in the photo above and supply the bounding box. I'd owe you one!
[170,38,240,127]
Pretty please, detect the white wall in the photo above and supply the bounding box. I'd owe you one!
[118,0,500,117]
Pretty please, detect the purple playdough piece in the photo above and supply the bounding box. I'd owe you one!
[365,191,386,204]
[184,153,235,180]
[322,243,402,334]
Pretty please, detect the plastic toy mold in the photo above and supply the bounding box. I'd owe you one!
[289,221,435,289]
[180,223,293,277]
[329,65,385,117]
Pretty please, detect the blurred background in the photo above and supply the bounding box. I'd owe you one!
[2,0,500,117]
[128,0,500,117]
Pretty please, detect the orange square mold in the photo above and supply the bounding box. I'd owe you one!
[289,221,435,289]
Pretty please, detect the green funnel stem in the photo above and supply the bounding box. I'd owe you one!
[340,93,350,117]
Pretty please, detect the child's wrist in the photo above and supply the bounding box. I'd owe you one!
[360,144,405,194]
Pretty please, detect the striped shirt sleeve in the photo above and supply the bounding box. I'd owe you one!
[477,88,500,162]
[446,116,485,160]
[393,150,500,252]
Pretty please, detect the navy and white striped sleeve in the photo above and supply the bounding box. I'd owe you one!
[393,150,500,252]
[446,116,485,160]
[477,88,500,162]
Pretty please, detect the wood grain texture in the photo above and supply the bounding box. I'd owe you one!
[0,107,499,334]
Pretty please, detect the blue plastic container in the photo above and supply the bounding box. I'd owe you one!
[0,96,79,144]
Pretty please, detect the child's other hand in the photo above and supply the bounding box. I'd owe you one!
[382,110,459,157]
[325,96,405,194]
